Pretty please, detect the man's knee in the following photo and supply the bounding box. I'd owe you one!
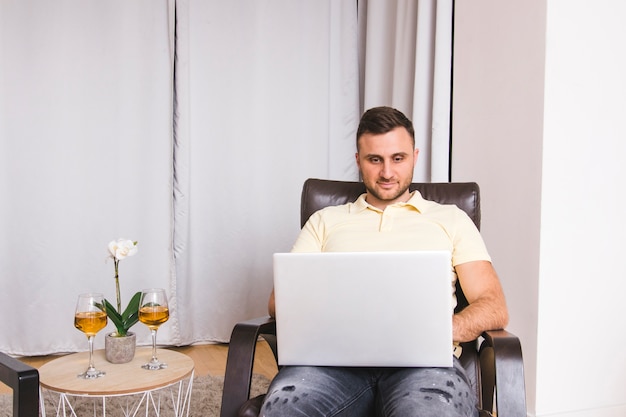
[378,365,477,417]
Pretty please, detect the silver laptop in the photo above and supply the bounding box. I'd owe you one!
[273,251,453,367]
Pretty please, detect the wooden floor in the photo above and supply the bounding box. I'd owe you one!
[0,341,278,394]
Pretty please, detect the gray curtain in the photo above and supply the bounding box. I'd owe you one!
[0,0,452,355]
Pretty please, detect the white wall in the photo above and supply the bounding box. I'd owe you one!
[452,0,545,411]
[536,1,626,416]
[453,1,626,416]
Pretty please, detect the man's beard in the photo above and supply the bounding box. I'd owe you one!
[362,177,412,204]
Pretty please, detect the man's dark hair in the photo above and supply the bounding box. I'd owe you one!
[356,106,415,150]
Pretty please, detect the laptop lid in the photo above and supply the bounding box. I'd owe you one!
[273,251,453,367]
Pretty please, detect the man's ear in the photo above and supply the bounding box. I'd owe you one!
[413,148,420,167]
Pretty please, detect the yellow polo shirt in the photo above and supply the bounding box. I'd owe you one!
[291,190,491,311]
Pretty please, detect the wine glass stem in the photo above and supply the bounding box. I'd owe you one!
[151,329,158,361]
[87,335,95,370]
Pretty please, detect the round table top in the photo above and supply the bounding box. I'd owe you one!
[39,348,194,396]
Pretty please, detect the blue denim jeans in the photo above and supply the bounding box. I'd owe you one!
[260,357,477,417]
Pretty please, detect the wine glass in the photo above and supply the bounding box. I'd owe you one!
[74,293,107,379]
[138,288,170,370]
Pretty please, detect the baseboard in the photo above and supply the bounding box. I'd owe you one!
[528,403,626,417]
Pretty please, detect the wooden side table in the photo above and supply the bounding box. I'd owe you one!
[39,348,194,417]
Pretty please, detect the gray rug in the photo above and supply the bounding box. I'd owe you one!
[0,373,270,417]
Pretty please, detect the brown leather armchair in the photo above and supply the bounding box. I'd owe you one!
[220,178,526,417]
[0,352,39,417]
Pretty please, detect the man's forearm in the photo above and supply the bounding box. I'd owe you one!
[452,297,509,343]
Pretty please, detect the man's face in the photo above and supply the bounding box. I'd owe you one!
[356,127,419,210]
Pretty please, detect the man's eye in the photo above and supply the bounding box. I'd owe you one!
[394,156,405,162]
[369,157,381,163]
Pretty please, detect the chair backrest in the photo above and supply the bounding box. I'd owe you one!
[300,178,481,229]
[299,178,482,312]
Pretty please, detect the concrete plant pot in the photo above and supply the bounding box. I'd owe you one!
[104,332,136,364]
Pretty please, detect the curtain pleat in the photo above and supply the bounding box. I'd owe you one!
[0,0,451,354]
[171,0,360,344]
[430,0,454,182]
[359,0,452,182]
[0,0,174,355]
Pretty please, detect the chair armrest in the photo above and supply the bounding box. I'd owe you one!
[0,352,40,417]
[479,329,526,417]
[220,316,277,417]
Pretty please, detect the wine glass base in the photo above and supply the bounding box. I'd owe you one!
[142,361,167,370]
[77,369,106,379]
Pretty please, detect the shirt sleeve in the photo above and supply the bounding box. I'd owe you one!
[291,210,325,252]
[450,209,491,266]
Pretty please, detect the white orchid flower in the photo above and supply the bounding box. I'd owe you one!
[108,239,138,261]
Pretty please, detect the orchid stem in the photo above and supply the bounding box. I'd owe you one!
[114,259,122,314]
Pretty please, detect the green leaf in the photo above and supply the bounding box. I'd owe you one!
[104,299,125,335]
[104,292,141,337]
[94,301,106,313]
[122,292,141,320]
[121,292,141,329]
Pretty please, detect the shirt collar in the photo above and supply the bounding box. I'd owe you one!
[351,190,427,213]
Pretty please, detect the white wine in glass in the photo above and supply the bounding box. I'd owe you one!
[138,288,169,370]
[74,293,107,379]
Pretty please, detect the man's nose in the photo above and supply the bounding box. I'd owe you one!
[380,161,394,179]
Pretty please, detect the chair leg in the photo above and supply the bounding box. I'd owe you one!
[220,317,276,417]
[0,352,40,417]
[481,330,527,417]
[479,345,495,412]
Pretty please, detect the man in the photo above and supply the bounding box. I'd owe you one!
[263,106,508,417]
